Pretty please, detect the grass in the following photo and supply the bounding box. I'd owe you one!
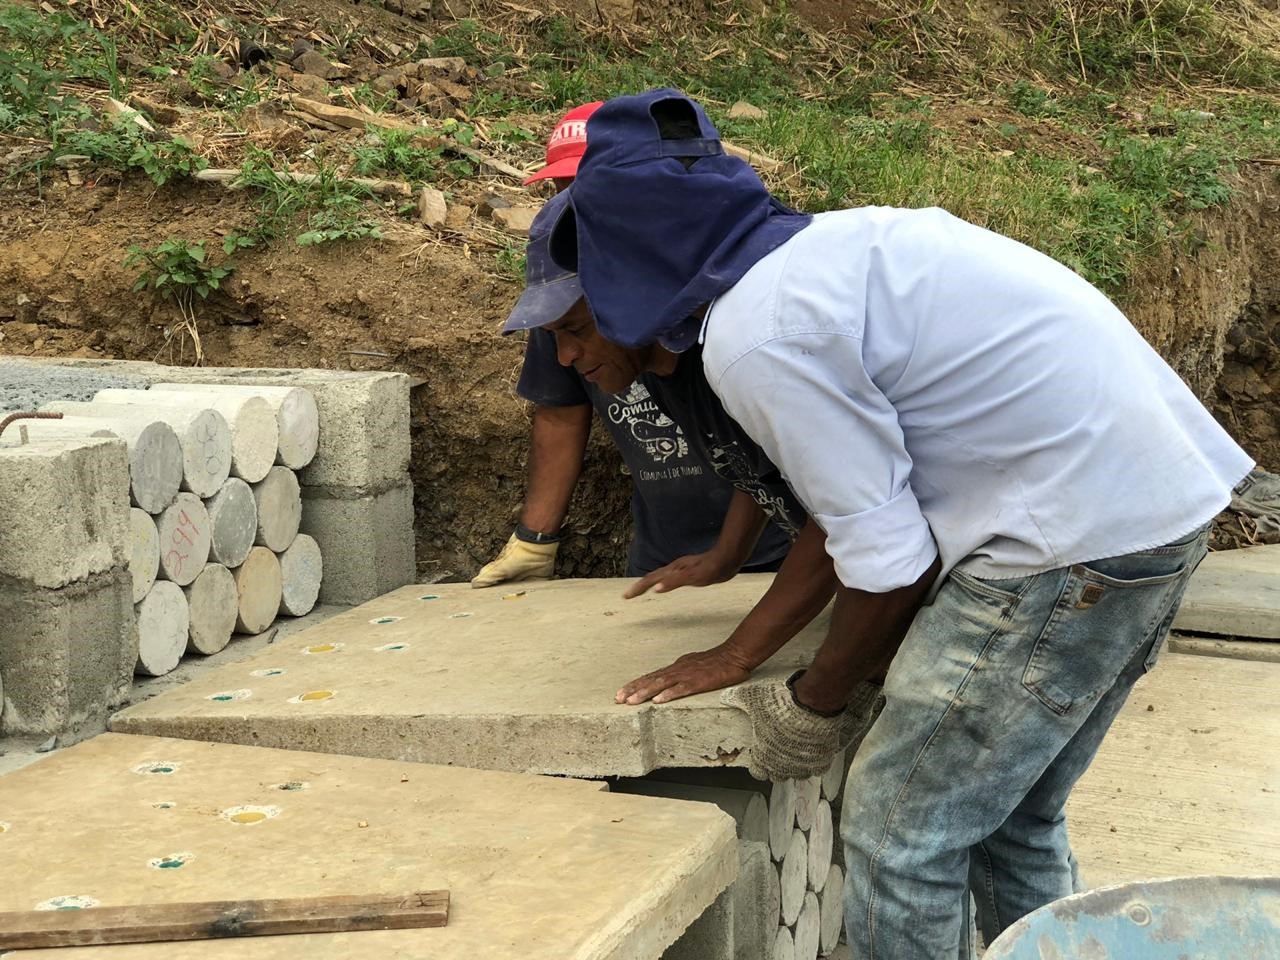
[4,0,1279,293]
[235,147,383,246]
[417,2,1280,296]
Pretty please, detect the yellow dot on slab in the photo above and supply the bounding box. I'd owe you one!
[288,690,336,704]
[222,805,280,825]
[303,643,340,654]
[0,821,10,834]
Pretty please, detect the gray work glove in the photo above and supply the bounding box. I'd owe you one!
[721,672,883,782]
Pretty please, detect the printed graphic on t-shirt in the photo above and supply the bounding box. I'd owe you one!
[708,435,802,537]
[607,382,692,465]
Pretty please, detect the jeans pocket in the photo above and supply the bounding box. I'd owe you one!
[1022,564,1186,716]
[947,569,1027,607]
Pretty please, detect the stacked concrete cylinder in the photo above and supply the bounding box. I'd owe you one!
[619,755,850,960]
[35,383,324,678]
[767,756,848,960]
[0,432,134,736]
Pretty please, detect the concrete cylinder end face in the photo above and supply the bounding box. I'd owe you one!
[229,397,279,483]
[129,422,184,514]
[184,409,232,498]
[156,493,212,587]
[233,546,282,635]
[128,508,161,603]
[206,477,257,567]
[135,580,190,676]
[279,533,322,617]
[275,389,319,469]
[252,466,302,552]
[184,562,238,655]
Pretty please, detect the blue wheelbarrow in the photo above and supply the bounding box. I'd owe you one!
[985,876,1280,958]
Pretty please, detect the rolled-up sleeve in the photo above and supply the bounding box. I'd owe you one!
[710,331,938,592]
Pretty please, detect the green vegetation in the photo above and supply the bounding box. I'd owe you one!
[4,0,1279,294]
[124,235,250,363]
[350,127,477,183]
[421,1,1280,296]
[235,148,383,246]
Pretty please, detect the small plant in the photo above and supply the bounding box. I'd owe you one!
[488,119,536,145]
[124,237,245,364]
[60,121,207,185]
[236,148,383,247]
[495,240,527,283]
[1007,81,1064,119]
[351,128,444,182]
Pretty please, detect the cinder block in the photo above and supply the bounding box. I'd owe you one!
[0,436,129,589]
[0,567,135,736]
[300,481,415,605]
[143,367,411,493]
[665,886,734,960]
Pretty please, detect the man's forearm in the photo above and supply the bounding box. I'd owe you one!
[722,517,839,669]
[521,404,592,534]
[793,555,942,713]
[711,490,769,569]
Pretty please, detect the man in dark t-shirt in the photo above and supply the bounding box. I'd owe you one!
[513,329,795,577]
[473,102,793,587]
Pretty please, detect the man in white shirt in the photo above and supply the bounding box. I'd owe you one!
[538,89,1254,956]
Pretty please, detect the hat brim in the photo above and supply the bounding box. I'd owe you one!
[501,273,584,335]
[521,155,583,185]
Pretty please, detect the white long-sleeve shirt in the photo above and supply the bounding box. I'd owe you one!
[701,207,1253,593]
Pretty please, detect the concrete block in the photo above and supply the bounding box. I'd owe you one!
[0,435,129,589]
[0,733,738,960]
[0,567,134,736]
[666,887,734,960]
[734,841,776,960]
[300,481,415,605]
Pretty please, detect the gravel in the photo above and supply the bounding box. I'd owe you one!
[0,360,145,413]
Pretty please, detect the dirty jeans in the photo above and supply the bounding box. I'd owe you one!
[840,526,1209,958]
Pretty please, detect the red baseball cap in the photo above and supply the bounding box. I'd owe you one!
[522,101,604,185]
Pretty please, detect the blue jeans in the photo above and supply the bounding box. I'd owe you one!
[840,526,1209,958]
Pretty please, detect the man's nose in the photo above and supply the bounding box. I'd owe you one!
[554,334,580,367]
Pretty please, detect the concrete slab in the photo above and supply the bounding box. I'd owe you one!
[1172,543,1280,639]
[1167,633,1280,663]
[0,733,737,960]
[1067,653,1280,887]
[110,576,821,776]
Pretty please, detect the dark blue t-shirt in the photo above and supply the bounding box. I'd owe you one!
[517,329,794,576]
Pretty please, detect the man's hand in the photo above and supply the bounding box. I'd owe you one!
[623,550,738,599]
[720,673,847,781]
[615,644,753,704]
[471,533,557,588]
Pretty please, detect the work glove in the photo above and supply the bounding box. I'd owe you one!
[470,533,557,588]
[721,672,884,782]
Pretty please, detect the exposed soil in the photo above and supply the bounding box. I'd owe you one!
[2,0,1277,579]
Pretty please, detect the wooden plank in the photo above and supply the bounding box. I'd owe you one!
[0,890,449,950]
